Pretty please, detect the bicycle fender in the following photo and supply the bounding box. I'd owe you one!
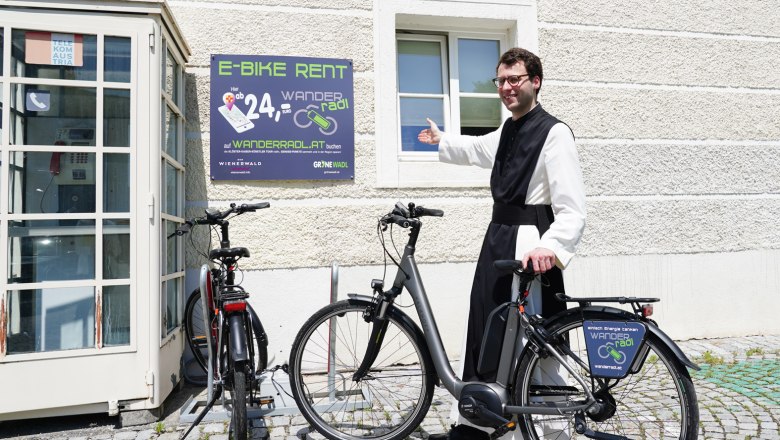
[228,313,250,363]
[644,321,700,371]
[544,305,700,371]
[346,294,440,385]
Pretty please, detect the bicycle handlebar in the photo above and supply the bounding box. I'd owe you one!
[167,202,270,238]
[380,201,444,228]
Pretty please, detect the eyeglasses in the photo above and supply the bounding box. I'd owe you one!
[492,74,530,87]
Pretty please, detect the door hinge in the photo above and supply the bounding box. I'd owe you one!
[145,370,155,386]
[149,29,155,50]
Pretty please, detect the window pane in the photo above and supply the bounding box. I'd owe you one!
[164,162,180,216]
[458,39,500,93]
[11,84,96,146]
[102,285,130,346]
[164,277,181,335]
[397,40,443,94]
[12,30,97,80]
[6,287,95,354]
[165,50,179,103]
[8,221,96,283]
[104,36,131,83]
[164,104,178,158]
[104,154,130,212]
[1,28,4,73]
[1,85,4,142]
[104,219,130,279]
[399,97,444,152]
[9,151,96,215]
[104,89,130,147]
[460,97,502,135]
[165,221,178,274]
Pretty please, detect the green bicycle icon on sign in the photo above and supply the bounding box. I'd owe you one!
[294,104,338,135]
[598,342,628,365]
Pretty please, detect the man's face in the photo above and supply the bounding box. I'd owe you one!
[496,62,538,118]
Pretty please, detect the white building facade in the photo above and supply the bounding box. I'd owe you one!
[1,0,779,419]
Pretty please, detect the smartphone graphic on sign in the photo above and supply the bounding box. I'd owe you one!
[218,105,254,133]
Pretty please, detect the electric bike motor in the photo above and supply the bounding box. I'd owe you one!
[457,383,506,427]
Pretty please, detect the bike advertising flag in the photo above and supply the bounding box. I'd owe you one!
[210,54,354,180]
[583,321,647,379]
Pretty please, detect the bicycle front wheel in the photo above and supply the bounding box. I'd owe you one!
[230,365,248,440]
[289,299,435,440]
[514,310,698,439]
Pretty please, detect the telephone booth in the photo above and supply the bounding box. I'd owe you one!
[0,1,191,420]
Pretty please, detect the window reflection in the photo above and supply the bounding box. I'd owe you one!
[397,40,443,94]
[165,221,178,274]
[9,151,96,215]
[460,97,501,136]
[164,104,178,159]
[165,49,179,103]
[10,83,96,146]
[6,287,96,354]
[165,162,179,216]
[458,39,500,93]
[8,221,96,283]
[163,278,181,336]
[12,30,97,81]
[400,97,444,152]
[102,285,130,346]
[104,37,131,83]
[104,89,130,147]
[104,219,130,279]
[104,154,130,212]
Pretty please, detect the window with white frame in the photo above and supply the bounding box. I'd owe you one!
[160,38,185,340]
[396,33,502,154]
[375,1,536,187]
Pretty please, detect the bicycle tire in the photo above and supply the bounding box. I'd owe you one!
[514,309,699,440]
[230,365,248,440]
[288,299,435,440]
[184,289,268,377]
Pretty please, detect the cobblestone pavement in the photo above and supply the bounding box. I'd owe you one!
[2,335,779,440]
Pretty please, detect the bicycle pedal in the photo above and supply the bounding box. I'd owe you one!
[252,395,275,406]
[489,421,516,439]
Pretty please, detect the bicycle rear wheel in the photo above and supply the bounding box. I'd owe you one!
[514,310,698,439]
[288,299,435,440]
[184,289,268,377]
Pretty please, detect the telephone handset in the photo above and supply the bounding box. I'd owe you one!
[49,152,63,175]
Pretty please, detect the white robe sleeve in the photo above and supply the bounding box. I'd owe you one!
[534,123,587,268]
[437,121,504,169]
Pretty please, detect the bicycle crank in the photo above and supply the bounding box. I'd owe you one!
[574,414,629,440]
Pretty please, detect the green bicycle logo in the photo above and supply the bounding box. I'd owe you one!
[597,342,628,365]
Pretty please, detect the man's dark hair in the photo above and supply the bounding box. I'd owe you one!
[496,48,543,96]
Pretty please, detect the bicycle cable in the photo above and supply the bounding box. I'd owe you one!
[376,220,409,281]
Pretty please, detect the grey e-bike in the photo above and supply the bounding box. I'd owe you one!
[288,202,699,440]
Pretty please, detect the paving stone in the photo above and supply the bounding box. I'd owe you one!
[135,429,156,440]
[114,431,140,440]
[203,423,226,433]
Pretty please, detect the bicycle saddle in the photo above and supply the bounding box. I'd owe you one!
[209,247,250,259]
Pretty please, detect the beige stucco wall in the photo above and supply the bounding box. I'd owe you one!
[171,0,780,354]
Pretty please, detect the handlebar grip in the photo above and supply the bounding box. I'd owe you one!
[241,202,270,211]
[388,214,414,228]
[416,207,444,217]
[494,260,534,275]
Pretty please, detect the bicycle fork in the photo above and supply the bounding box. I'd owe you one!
[352,290,394,381]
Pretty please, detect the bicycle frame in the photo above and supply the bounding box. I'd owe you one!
[370,221,683,419]
[382,233,595,413]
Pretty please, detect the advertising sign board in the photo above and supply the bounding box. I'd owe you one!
[210,54,354,180]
